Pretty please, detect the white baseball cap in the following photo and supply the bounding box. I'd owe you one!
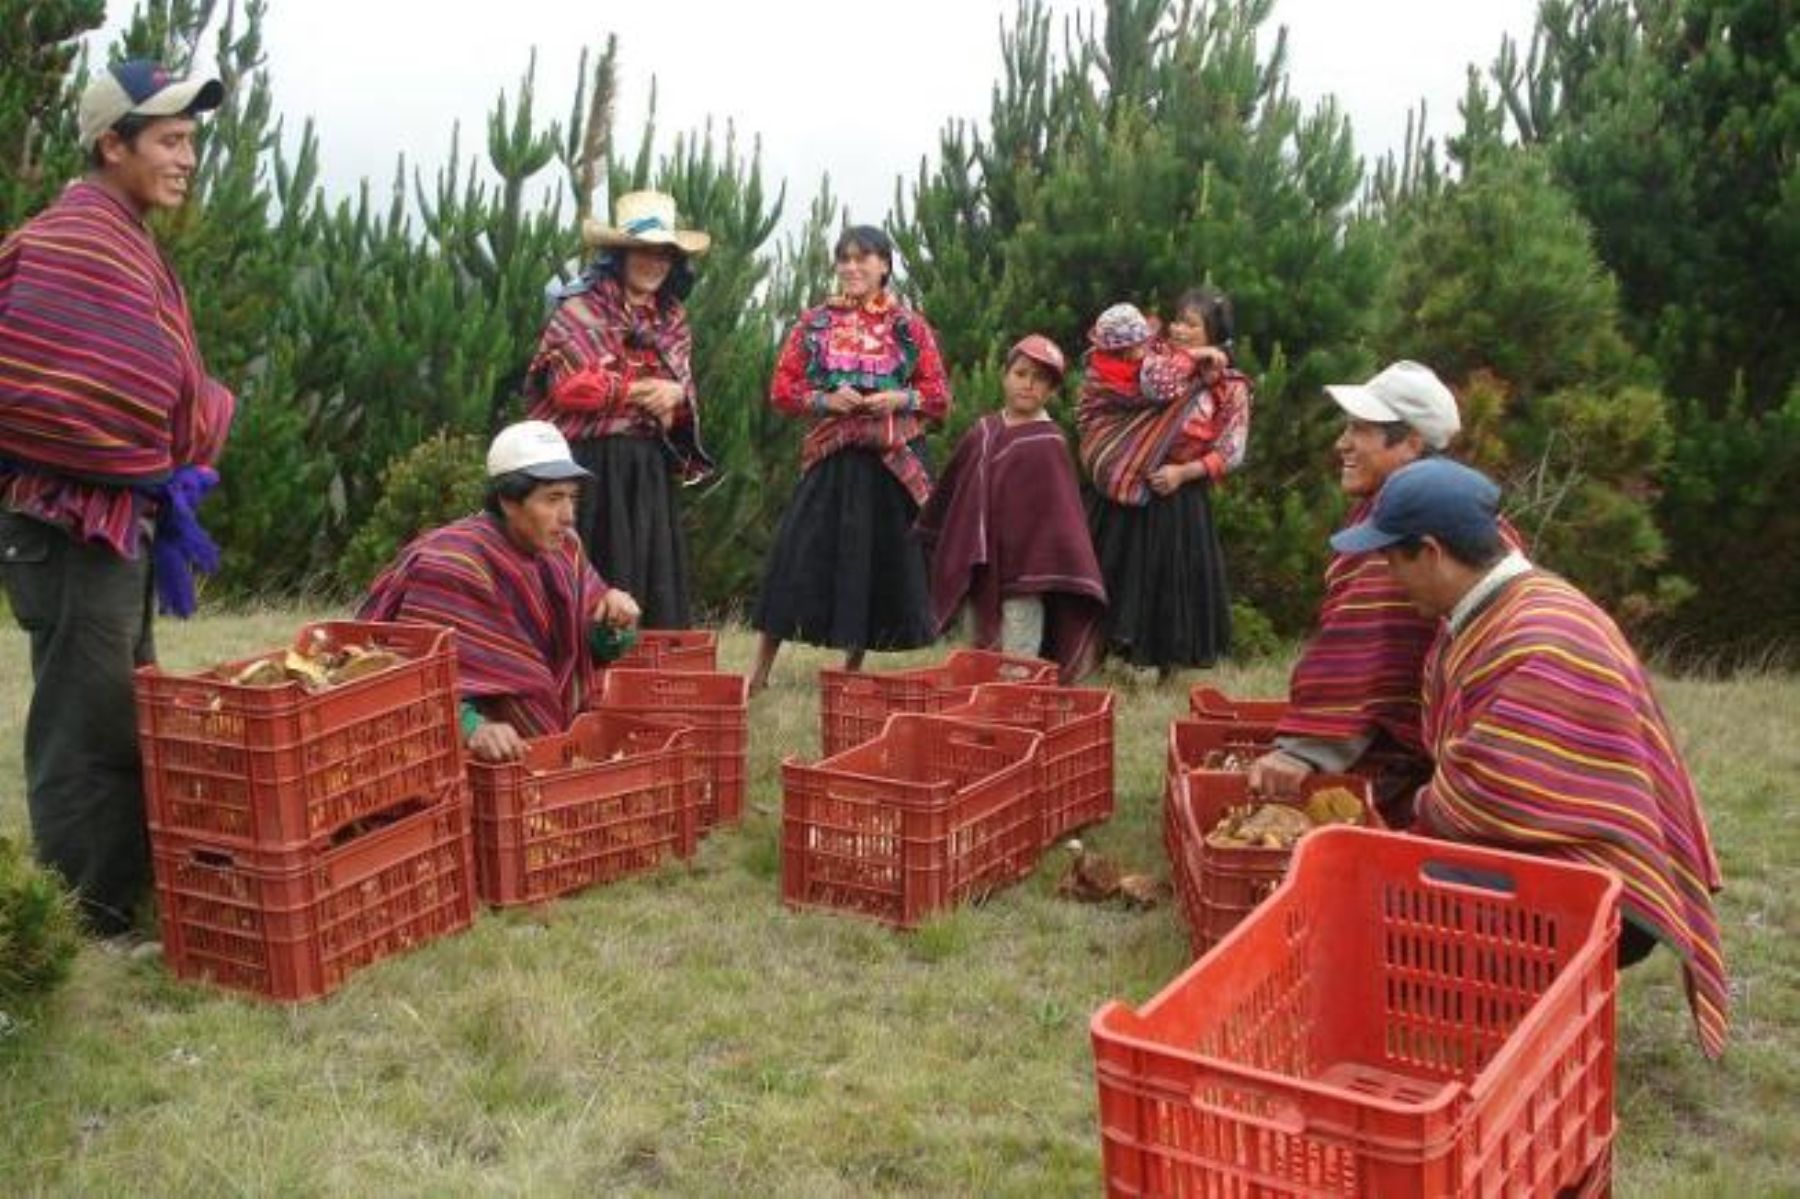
[486,421,592,481]
[1324,360,1461,451]
[78,60,223,151]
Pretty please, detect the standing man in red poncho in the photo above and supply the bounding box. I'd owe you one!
[0,61,234,938]
[1247,362,1463,816]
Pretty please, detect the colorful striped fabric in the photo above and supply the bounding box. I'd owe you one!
[1076,347,1201,505]
[1417,570,1729,1058]
[768,293,950,505]
[0,181,233,556]
[527,273,712,483]
[358,514,608,738]
[1276,498,1438,755]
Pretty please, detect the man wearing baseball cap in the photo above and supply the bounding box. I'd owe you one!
[0,60,232,937]
[360,422,642,763]
[1338,458,1730,1060]
[1248,361,1470,816]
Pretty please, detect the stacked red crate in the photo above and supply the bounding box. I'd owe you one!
[135,621,475,1002]
[594,668,748,832]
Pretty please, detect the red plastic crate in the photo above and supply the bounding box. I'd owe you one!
[595,668,748,831]
[135,621,462,848]
[1189,685,1289,724]
[781,714,1043,929]
[152,782,476,1002]
[1092,827,1620,1198]
[818,649,1057,758]
[1173,767,1381,953]
[940,683,1114,848]
[1167,716,1281,777]
[610,629,718,673]
[466,712,701,906]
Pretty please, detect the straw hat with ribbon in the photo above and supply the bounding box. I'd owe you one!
[581,190,711,256]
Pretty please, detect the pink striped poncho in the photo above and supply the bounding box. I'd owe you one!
[359,514,608,737]
[1417,570,1729,1058]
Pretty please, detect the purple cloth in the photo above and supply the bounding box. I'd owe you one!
[149,465,220,617]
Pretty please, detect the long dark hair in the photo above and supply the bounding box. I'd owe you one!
[1176,285,1236,350]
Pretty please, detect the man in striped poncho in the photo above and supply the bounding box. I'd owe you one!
[360,422,641,764]
[1335,458,1730,1059]
[0,62,232,937]
[1249,362,1462,814]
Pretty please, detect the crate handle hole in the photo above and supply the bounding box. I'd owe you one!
[1421,860,1518,896]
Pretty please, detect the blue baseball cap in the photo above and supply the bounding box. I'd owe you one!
[1330,458,1501,554]
[78,60,224,150]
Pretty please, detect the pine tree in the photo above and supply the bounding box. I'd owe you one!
[0,0,104,233]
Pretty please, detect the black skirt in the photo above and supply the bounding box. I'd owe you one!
[1088,481,1231,668]
[753,449,936,653]
[571,435,692,629]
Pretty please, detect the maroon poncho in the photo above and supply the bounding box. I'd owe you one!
[916,413,1107,682]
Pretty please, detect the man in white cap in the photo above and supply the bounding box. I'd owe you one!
[0,60,232,937]
[1247,361,1466,815]
[359,422,641,763]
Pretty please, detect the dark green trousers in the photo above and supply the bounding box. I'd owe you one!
[1,511,155,936]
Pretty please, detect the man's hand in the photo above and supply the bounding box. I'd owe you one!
[1248,749,1313,799]
[468,720,527,763]
[595,587,642,628]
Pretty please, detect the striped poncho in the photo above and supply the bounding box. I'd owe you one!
[0,181,233,556]
[358,514,608,738]
[1276,498,1438,756]
[1417,570,1729,1058]
[526,272,713,484]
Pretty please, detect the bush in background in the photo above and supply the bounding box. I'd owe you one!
[0,837,81,1010]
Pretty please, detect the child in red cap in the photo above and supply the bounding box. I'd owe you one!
[916,334,1107,681]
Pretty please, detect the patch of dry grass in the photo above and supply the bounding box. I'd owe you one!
[0,613,1791,1195]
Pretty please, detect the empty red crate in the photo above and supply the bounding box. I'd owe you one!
[595,668,748,831]
[940,683,1114,847]
[466,711,701,906]
[153,782,476,1002]
[1189,685,1289,724]
[1172,767,1380,953]
[1092,826,1620,1197]
[610,629,718,673]
[819,649,1057,757]
[781,714,1042,929]
[135,621,462,848]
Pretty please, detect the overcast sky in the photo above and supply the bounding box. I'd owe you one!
[93,0,1540,237]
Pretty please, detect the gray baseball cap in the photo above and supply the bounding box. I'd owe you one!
[1325,360,1461,451]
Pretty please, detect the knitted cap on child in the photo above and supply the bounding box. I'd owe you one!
[1090,303,1151,351]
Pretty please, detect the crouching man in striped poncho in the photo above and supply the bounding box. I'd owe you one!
[1335,458,1730,1059]
[0,62,234,937]
[359,422,641,764]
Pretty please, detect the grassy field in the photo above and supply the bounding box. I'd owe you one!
[0,612,1794,1196]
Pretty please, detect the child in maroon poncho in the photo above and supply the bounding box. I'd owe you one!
[916,335,1107,682]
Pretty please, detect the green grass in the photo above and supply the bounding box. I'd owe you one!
[0,613,1794,1195]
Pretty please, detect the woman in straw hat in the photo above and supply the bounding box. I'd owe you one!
[747,225,951,693]
[527,190,714,628]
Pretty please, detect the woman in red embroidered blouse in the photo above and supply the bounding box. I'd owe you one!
[527,191,714,628]
[748,226,952,694]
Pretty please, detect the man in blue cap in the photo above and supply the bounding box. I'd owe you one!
[1336,458,1731,1060]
